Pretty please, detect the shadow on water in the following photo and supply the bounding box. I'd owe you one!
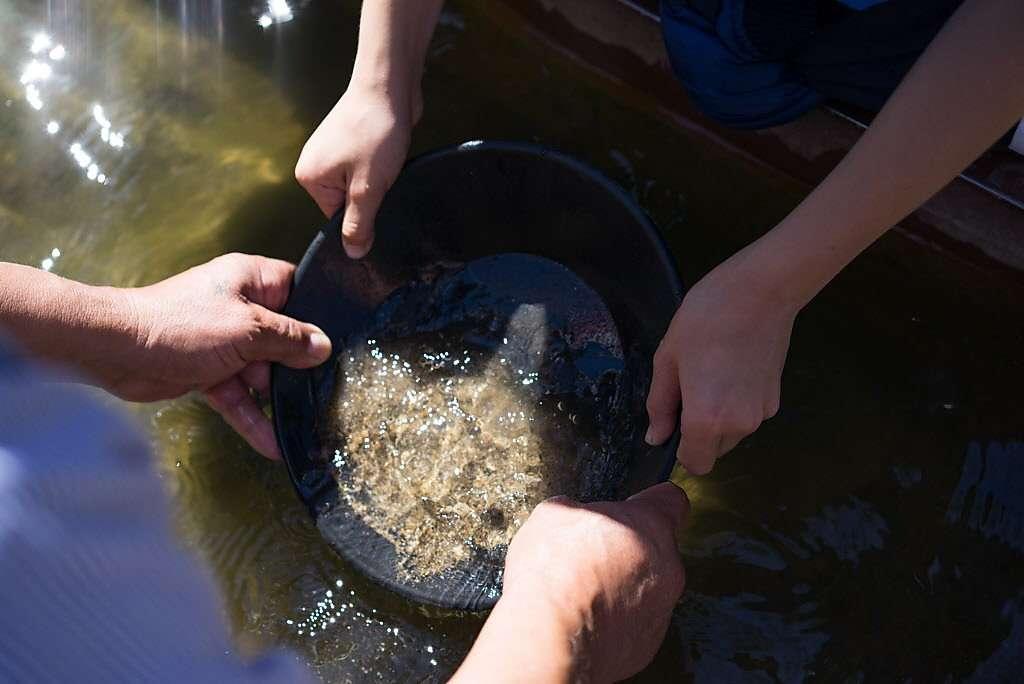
[2,0,1023,681]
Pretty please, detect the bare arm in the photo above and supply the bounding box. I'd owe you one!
[453,591,579,683]
[647,0,1024,474]
[296,0,445,257]
[740,0,1024,307]
[0,263,139,380]
[350,0,445,118]
[451,484,688,684]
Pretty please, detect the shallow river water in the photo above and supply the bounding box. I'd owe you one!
[2,1,1023,681]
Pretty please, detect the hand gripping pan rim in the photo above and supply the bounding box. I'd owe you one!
[270,141,683,611]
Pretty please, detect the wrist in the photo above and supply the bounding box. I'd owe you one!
[701,240,811,317]
[69,283,148,389]
[0,263,148,394]
[739,173,894,310]
[455,588,584,683]
[720,189,877,311]
[349,58,422,126]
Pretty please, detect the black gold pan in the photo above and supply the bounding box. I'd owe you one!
[270,141,682,611]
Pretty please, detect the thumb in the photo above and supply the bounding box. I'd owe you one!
[626,482,689,530]
[645,349,681,446]
[242,308,332,368]
[341,176,387,259]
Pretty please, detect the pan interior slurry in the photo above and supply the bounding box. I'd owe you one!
[271,143,683,612]
[313,254,629,610]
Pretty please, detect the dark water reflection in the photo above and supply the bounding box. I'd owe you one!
[1,0,1022,681]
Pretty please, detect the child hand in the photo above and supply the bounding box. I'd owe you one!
[645,256,798,474]
[295,83,415,258]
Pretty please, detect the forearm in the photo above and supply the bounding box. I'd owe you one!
[741,0,1024,307]
[350,0,444,116]
[452,591,582,684]
[0,263,138,382]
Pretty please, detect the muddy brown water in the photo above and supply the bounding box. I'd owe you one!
[1,1,1023,681]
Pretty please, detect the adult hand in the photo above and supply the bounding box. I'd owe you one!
[120,253,331,459]
[645,257,797,475]
[453,483,688,683]
[295,83,416,258]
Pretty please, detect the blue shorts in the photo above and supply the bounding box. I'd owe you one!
[660,0,963,129]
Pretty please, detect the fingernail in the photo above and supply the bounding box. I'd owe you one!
[308,331,332,360]
[644,426,657,445]
[343,240,370,259]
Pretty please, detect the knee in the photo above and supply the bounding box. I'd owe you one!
[660,0,821,129]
